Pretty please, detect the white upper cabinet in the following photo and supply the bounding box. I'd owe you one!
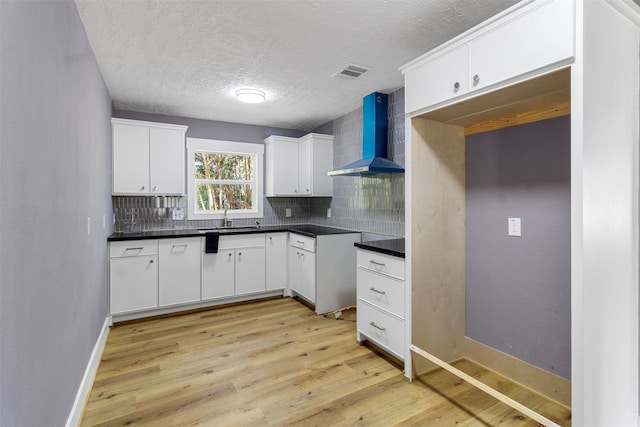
[402,0,575,115]
[112,118,188,195]
[468,0,574,92]
[265,133,333,197]
[404,45,469,114]
[264,135,300,196]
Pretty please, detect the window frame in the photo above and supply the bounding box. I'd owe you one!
[186,137,264,220]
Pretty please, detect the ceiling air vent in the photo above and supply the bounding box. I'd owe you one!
[332,63,371,80]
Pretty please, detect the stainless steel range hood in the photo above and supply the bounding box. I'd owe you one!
[328,92,404,177]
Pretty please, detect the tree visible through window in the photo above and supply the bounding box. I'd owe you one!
[194,152,255,212]
[186,138,263,220]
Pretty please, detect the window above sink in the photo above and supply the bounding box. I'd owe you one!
[186,138,264,221]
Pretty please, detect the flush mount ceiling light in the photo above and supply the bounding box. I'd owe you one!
[236,88,265,104]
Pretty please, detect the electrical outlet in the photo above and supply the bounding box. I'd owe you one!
[172,207,184,220]
[327,208,331,218]
[285,208,291,217]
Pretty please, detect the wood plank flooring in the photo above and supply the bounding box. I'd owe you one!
[81,298,571,426]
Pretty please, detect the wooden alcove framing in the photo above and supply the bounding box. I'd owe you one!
[408,68,572,407]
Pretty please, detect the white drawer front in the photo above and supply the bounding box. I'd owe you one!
[218,234,265,249]
[357,250,404,280]
[357,300,404,360]
[289,233,316,253]
[110,240,158,257]
[357,268,404,318]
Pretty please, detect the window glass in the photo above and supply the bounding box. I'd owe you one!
[187,138,263,220]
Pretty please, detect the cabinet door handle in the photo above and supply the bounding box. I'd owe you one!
[152,186,158,192]
[149,259,154,264]
[370,287,386,295]
[370,260,385,267]
[453,81,460,90]
[228,253,233,257]
[473,74,480,86]
[238,252,242,256]
[139,186,145,191]
[370,322,385,331]
[269,236,272,241]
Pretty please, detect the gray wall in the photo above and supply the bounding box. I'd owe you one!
[0,2,113,425]
[465,116,571,379]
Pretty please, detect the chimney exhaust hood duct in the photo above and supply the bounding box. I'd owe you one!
[328,92,404,177]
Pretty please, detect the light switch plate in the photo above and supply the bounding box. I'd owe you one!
[172,207,184,220]
[327,208,331,218]
[508,218,521,237]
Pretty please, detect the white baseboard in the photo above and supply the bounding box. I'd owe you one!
[65,317,110,427]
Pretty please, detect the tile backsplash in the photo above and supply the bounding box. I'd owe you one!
[113,88,405,237]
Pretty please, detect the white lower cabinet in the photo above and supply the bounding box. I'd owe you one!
[109,240,159,314]
[289,244,316,303]
[235,246,266,295]
[201,249,235,300]
[202,234,266,300]
[356,249,406,360]
[266,233,288,291]
[158,237,201,307]
[289,232,361,315]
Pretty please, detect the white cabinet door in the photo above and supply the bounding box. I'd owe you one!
[469,0,574,92]
[297,137,311,195]
[202,250,235,300]
[308,134,333,197]
[112,123,150,194]
[158,238,201,306]
[266,233,287,291]
[235,246,266,295]
[265,136,299,196]
[150,127,185,195]
[110,255,158,314]
[404,44,469,114]
[289,248,300,294]
[298,249,316,303]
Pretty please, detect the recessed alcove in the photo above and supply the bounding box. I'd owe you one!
[409,67,572,406]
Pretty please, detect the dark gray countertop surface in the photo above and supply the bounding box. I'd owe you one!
[354,238,405,258]
[108,224,359,241]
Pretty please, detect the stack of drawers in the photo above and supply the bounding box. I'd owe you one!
[356,248,406,360]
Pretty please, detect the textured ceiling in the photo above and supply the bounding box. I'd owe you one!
[75,0,518,131]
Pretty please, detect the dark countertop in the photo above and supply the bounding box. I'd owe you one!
[354,238,405,258]
[108,224,359,241]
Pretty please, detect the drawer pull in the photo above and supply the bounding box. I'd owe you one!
[370,322,386,331]
[370,287,386,295]
[296,240,304,245]
[171,244,188,248]
[370,260,386,267]
[124,247,144,251]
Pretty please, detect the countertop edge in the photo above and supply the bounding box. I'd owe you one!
[108,225,360,241]
[354,240,405,258]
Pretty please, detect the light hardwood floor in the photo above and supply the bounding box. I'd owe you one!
[81,298,571,426]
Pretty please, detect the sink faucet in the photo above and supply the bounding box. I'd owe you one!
[222,201,232,228]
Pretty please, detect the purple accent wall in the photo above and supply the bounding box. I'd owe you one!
[465,116,571,379]
[0,1,113,425]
